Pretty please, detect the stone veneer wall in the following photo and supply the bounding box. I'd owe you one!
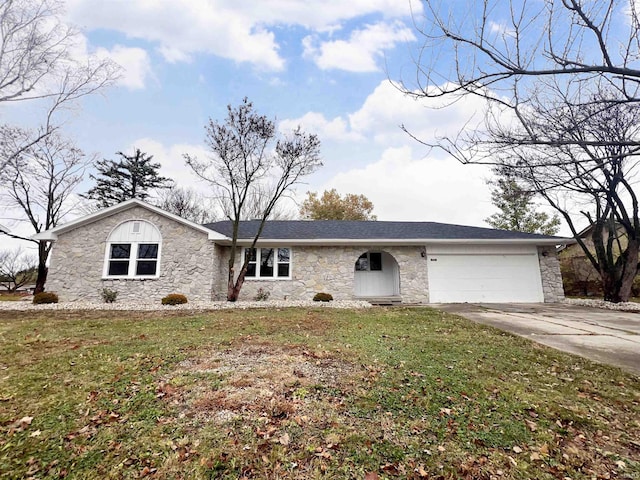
[213,244,231,299]
[47,206,216,302]
[214,245,429,303]
[537,246,565,302]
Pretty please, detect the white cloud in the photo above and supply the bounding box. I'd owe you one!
[66,32,152,90]
[324,145,493,225]
[279,112,362,142]
[351,81,491,145]
[303,21,415,72]
[157,45,192,64]
[237,0,418,30]
[66,0,284,71]
[281,79,499,226]
[95,45,153,90]
[65,0,422,71]
[283,80,487,146]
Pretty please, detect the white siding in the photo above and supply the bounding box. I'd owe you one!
[354,251,400,297]
[108,220,161,243]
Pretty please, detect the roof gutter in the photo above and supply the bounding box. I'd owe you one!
[216,237,574,247]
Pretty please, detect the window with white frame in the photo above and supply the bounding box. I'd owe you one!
[243,247,291,279]
[104,220,161,278]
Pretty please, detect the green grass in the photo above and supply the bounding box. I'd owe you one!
[0,293,28,302]
[0,307,638,479]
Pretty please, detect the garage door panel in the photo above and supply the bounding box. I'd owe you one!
[427,253,544,303]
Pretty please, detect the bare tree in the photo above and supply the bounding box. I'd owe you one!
[0,247,36,292]
[0,0,119,173]
[407,1,640,106]
[403,0,640,302]
[0,131,88,293]
[1,0,74,103]
[512,91,639,301]
[155,185,218,224]
[185,98,322,301]
[233,185,297,221]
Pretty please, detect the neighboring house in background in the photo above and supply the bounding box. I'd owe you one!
[559,223,639,296]
[34,199,570,304]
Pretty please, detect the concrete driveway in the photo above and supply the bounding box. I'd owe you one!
[435,303,640,376]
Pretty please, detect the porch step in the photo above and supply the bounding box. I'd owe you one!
[358,296,403,306]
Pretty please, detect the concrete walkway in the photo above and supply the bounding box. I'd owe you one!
[435,303,640,376]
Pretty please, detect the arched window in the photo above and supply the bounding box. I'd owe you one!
[103,220,161,278]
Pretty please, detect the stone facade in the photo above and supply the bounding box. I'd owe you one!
[215,245,429,303]
[537,246,565,302]
[45,202,565,304]
[47,206,216,302]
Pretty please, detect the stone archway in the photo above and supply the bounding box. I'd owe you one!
[353,251,400,298]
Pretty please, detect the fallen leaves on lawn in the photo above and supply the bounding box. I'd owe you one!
[278,432,290,446]
[7,415,33,434]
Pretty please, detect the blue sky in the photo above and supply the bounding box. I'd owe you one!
[6,0,505,251]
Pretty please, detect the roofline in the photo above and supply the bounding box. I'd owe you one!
[216,237,574,247]
[574,221,627,239]
[32,199,230,241]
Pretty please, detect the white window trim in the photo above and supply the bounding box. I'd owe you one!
[242,247,292,280]
[102,241,162,279]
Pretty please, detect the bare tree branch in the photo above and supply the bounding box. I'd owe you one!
[0,130,89,293]
[0,0,120,173]
[185,98,322,301]
[407,0,640,105]
[403,0,640,302]
[0,247,36,292]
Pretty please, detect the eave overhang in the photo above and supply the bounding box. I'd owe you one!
[213,237,574,247]
[32,199,230,242]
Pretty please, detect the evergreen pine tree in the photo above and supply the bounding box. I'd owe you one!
[83,149,172,208]
[485,173,561,235]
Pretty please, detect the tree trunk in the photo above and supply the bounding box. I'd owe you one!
[617,237,639,302]
[227,265,237,302]
[227,283,241,302]
[599,237,639,303]
[33,240,49,295]
[34,262,47,295]
[601,271,620,303]
[227,264,249,302]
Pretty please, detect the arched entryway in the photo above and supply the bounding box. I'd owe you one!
[354,251,400,298]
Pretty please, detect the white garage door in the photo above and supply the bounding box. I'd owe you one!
[427,247,544,303]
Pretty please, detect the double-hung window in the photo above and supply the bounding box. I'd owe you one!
[243,247,291,279]
[107,243,159,276]
[104,221,161,278]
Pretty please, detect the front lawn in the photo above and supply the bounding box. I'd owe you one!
[0,293,28,302]
[0,307,638,479]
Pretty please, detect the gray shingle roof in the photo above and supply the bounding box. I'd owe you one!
[203,220,565,241]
